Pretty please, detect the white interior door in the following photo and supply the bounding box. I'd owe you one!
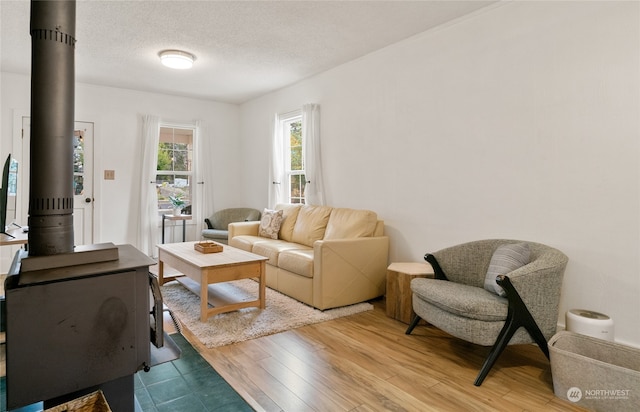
[72,122,94,245]
[21,117,94,245]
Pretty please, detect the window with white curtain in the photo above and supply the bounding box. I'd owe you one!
[271,104,323,207]
[278,111,306,204]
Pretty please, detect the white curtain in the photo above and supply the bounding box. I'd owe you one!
[269,114,284,208]
[302,103,325,205]
[194,120,211,234]
[137,114,160,257]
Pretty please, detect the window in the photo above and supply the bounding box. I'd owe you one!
[156,126,194,212]
[280,112,305,204]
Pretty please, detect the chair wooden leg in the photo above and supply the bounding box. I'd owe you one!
[474,275,552,386]
[531,327,550,359]
[519,305,550,359]
[405,314,421,334]
[500,275,550,359]
[474,314,519,386]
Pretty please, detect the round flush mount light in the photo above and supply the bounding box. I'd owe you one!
[159,49,196,69]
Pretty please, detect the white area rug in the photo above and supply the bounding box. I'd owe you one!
[161,278,373,348]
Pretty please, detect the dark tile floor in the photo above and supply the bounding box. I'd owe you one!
[1,334,252,412]
[136,334,252,412]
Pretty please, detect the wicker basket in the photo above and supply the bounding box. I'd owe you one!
[45,390,111,412]
[194,240,223,254]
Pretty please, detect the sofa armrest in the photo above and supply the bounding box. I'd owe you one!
[228,221,260,239]
[312,236,389,310]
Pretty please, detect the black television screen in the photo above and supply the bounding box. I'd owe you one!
[1,154,18,236]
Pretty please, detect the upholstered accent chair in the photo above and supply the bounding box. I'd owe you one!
[202,208,261,244]
[406,239,568,386]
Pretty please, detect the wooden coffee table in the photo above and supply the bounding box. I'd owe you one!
[157,241,268,321]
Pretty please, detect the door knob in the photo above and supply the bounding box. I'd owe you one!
[85,197,92,203]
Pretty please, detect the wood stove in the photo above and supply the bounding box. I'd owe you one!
[4,244,155,411]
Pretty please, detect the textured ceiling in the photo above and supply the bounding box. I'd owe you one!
[1,1,494,104]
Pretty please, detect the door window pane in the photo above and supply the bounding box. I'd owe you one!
[73,130,85,195]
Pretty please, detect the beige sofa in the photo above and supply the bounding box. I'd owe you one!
[229,204,389,310]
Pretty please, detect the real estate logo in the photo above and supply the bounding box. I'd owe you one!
[567,387,583,402]
[567,386,632,403]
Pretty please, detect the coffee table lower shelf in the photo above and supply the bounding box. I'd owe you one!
[175,276,264,319]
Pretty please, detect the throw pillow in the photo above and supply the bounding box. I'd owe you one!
[259,208,284,239]
[484,242,530,296]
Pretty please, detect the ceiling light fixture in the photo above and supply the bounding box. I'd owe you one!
[159,50,195,69]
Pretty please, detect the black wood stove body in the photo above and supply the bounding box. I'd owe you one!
[5,244,155,411]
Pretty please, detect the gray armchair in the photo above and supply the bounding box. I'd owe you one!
[202,208,261,244]
[406,239,568,386]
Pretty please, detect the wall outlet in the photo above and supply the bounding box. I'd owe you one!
[104,170,115,180]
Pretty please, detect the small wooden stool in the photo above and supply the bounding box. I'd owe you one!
[386,262,434,324]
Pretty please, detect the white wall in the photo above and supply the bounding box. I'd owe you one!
[239,2,640,346]
[1,72,241,268]
[2,1,638,347]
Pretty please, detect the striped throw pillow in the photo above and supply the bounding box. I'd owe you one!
[484,242,530,296]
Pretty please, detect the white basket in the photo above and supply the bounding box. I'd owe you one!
[549,331,640,411]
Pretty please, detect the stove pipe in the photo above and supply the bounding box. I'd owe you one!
[28,0,76,256]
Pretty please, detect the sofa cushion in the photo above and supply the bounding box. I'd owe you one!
[411,278,508,322]
[372,220,385,237]
[275,204,302,242]
[291,205,332,247]
[253,240,307,266]
[229,235,264,252]
[484,242,530,296]
[259,208,284,239]
[278,249,315,278]
[324,208,378,240]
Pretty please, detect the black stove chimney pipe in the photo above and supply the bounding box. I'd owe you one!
[28,0,76,256]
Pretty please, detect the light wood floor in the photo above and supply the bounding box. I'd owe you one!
[1,269,585,411]
[171,299,587,412]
